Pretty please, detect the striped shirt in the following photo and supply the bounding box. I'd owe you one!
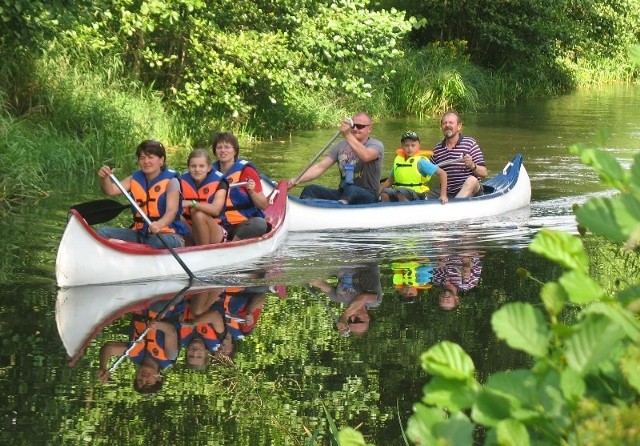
[430,135,485,195]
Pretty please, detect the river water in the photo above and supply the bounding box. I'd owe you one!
[1,85,638,445]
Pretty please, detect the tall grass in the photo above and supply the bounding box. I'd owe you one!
[385,43,484,118]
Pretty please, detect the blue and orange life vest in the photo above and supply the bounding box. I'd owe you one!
[180,169,227,224]
[129,318,177,368]
[130,168,188,235]
[178,304,224,352]
[213,159,265,227]
[392,148,433,194]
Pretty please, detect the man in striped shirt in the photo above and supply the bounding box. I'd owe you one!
[427,111,488,199]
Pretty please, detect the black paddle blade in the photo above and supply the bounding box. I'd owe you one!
[69,199,130,225]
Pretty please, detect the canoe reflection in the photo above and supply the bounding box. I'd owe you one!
[55,281,282,393]
[390,250,484,310]
[308,263,383,337]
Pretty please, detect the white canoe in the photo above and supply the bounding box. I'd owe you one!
[55,280,223,364]
[262,154,531,231]
[55,181,289,287]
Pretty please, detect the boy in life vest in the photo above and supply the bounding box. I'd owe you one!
[379,131,448,203]
[391,258,434,304]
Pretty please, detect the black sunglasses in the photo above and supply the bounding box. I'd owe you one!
[352,123,370,130]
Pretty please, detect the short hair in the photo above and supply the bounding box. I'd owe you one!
[133,375,164,394]
[136,140,166,159]
[211,132,240,160]
[441,111,461,125]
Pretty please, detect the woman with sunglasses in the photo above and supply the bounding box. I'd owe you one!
[288,112,384,204]
[96,140,188,248]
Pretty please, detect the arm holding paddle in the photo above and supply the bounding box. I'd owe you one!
[98,165,131,196]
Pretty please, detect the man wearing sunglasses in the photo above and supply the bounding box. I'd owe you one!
[289,111,384,204]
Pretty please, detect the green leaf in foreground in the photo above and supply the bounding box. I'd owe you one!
[576,194,640,247]
[496,419,530,446]
[337,428,373,446]
[491,302,550,358]
[422,376,477,411]
[529,229,588,273]
[565,314,626,374]
[558,270,605,304]
[420,341,475,380]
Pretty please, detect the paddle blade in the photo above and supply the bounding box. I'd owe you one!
[70,199,130,225]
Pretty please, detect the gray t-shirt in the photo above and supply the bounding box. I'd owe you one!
[327,137,384,193]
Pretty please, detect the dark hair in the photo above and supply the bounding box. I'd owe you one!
[211,132,240,160]
[133,375,164,394]
[136,140,167,160]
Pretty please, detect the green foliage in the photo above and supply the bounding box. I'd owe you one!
[407,147,640,445]
[373,0,640,90]
[52,0,412,136]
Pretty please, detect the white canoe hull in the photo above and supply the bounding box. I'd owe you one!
[263,154,531,232]
[56,181,289,287]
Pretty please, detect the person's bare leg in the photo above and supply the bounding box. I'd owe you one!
[455,177,481,198]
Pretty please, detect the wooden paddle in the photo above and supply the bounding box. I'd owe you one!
[70,181,248,225]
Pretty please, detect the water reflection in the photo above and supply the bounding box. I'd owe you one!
[308,263,383,337]
[56,281,287,392]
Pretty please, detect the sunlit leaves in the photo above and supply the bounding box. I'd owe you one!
[576,195,640,248]
[496,419,530,446]
[620,344,640,393]
[491,303,549,358]
[529,229,588,273]
[422,376,478,411]
[558,271,605,304]
[564,314,626,374]
[407,404,474,446]
[420,341,475,380]
[540,282,567,316]
[560,368,585,405]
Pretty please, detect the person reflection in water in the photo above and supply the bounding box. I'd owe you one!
[179,288,226,371]
[96,298,185,393]
[431,251,483,310]
[391,258,435,304]
[212,286,268,362]
[309,263,383,336]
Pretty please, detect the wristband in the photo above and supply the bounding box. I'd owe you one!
[190,200,198,209]
[472,164,477,172]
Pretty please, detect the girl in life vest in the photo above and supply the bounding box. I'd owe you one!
[210,132,269,241]
[379,131,449,203]
[178,288,227,370]
[97,140,188,248]
[180,148,228,245]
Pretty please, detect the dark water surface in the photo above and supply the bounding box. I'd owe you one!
[1,85,639,445]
